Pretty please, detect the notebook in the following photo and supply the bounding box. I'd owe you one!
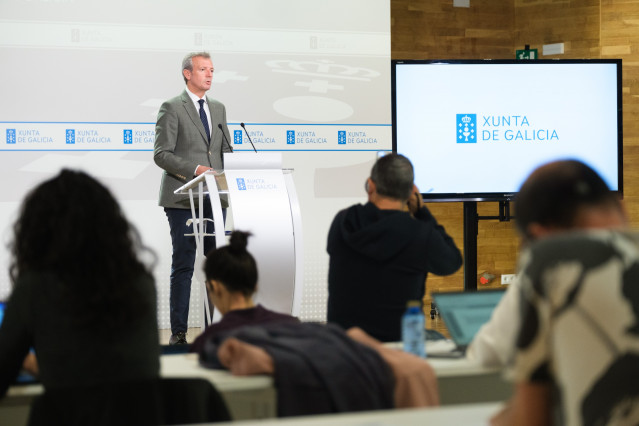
[430,289,506,357]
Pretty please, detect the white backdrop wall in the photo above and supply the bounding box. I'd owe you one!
[0,0,391,328]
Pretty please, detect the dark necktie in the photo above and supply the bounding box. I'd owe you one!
[198,99,210,141]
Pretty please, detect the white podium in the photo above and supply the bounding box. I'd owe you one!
[174,152,303,329]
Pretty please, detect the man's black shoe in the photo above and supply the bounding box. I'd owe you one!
[169,331,187,345]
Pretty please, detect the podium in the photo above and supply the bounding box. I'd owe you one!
[174,152,303,329]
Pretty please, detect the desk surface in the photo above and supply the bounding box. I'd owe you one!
[6,350,504,399]
[3,351,509,424]
[161,353,277,420]
[429,355,501,377]
[216,402,503,426]
[385,340,502,377]
[160,353,273,391]
[6,353,273,398]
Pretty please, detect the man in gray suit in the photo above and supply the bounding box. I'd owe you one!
[154,51,232,345]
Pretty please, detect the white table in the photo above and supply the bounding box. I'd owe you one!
[161,350,511,410]
[1,353,276,425]
[430,356,512,404]
[1,348,510,425]
[214,402,503,426]
[387,340,513,405]
[2,382,41,426]
[161,353,276,420]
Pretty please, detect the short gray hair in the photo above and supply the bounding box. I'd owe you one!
[370,153,414,201]
[181,52,211,84]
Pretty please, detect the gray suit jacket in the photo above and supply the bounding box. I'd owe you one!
[154,90,232,208]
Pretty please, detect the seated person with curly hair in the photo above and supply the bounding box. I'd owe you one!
[0,170,160,406]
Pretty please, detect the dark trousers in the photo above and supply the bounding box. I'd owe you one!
[164,203,217,335]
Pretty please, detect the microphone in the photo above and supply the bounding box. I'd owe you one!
[240,122,258,153]
[217,123,233,153]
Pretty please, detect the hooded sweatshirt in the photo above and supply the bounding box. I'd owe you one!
[327,202,462,342]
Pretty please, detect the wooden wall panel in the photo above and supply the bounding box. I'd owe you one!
[392,0,515,60]
[391,0,639,335]
[602,1,639,225]
[514,1,601,58]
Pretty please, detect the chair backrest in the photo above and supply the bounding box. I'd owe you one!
[27,377,231,426]
[160,377,231,424]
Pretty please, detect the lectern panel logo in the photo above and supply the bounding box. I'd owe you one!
[457,114,476,143]
[338,131,346,145]
[6,129,16,144]
[66,129,76,144]
[234,130,242,145]
[236,178,247,191]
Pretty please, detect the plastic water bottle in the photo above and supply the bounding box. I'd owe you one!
[402,300,426,358]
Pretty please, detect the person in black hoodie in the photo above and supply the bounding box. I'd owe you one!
[327,153,462,342]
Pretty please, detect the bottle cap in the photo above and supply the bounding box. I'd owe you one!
[406,300,421,308]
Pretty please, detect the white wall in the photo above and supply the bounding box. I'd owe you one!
[0,0,391,328]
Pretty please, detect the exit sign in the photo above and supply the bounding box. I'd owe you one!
[516,49,538,60]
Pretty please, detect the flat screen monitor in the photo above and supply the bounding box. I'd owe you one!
[391,59,623,202]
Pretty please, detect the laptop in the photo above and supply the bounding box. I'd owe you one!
[430,289,506,357]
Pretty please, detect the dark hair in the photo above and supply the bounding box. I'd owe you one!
[9,169,155,330]
[370,153,414,201]
[204,231,258,297]
[515,159,621,238]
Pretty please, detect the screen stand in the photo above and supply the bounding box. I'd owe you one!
[463,202,478,291]
[463,201,513,291]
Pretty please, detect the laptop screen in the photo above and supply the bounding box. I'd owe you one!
[0,301,5,326]
[432,290,505,348]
